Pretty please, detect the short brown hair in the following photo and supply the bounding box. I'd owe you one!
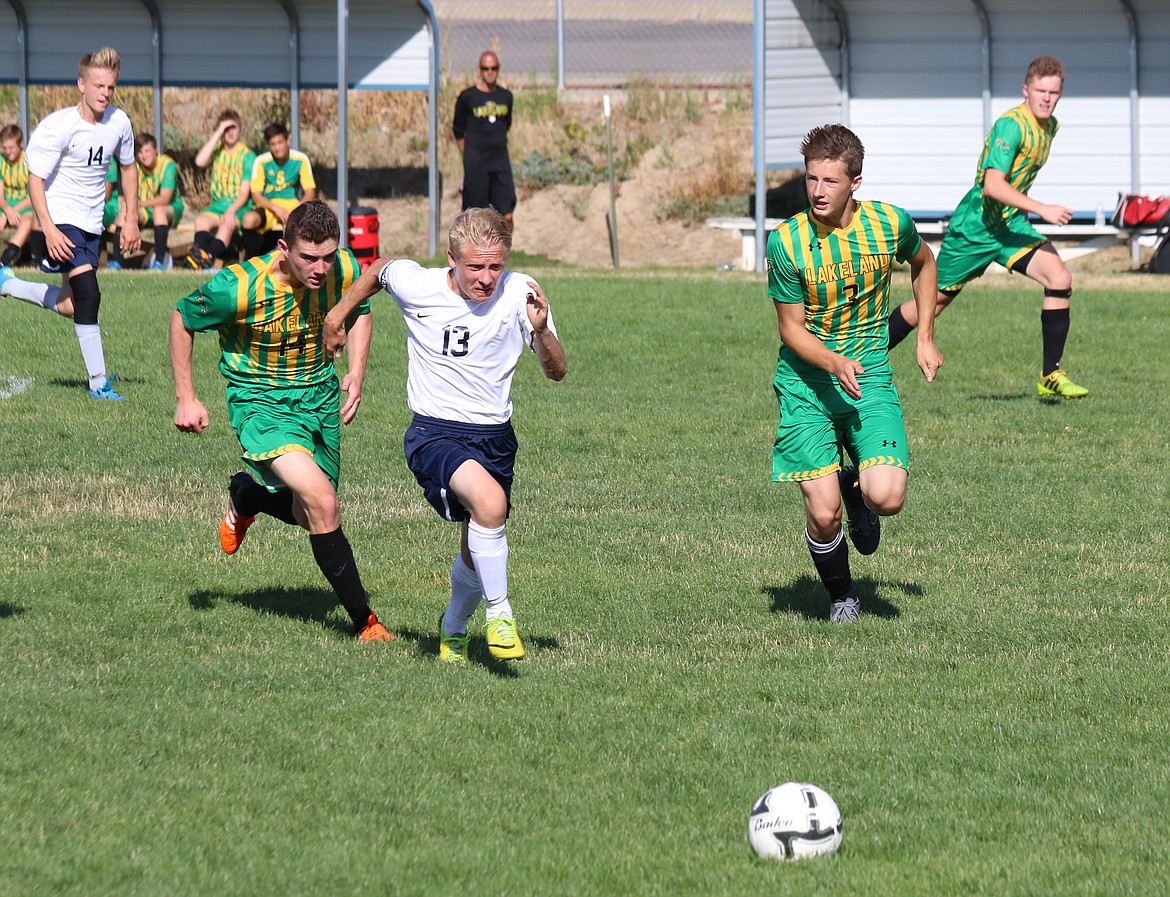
[1025,56,1065,84]
[79,48,121,80]
[799,124,865,179]
[0,124,22,145]
[263,122,289,144]
[449,207,512,259]
[217,108,242,128]
[133,132,157,154]
[284,200,340,248]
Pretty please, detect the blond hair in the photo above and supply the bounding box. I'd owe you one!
[1025,55,1065,85]
[449,207,513,259]
[79,48,122,80]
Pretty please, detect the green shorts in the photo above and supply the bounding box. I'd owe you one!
[103,197,120,230]
[936,216,1046,293]
[143,200,184,227]
[772,374,908,482]
[225,379,342,490]
[200,196,252,222]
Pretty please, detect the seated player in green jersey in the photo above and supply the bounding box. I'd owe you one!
[104,133,184,270]
[179,109,254,270]
[0,124,35,267]
[887,56,1087,400]
[240,122,317,260]
[169,200,394,643]
[768,124,943,624]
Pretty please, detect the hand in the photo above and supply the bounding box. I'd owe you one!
[829,354,865,400]
[1038,203,1074,226]
[3,208,19,227]
[916,340,944,383]
[121,219,141,255]
[525,280,549,331]
[340,372,363,425]
[324,313,348,356]
[275,206,290,224]
[44,224,76,263]
[221,211,238,233]
[174,398,210,434]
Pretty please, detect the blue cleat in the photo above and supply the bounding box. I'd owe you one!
[89,375,125,401]
[105,260,122,271]
[0,264,14,291]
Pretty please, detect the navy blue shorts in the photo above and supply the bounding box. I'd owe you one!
[40,225,101,275]
[403,414,517,522]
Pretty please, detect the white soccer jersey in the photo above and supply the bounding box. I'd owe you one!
[25,104,134,234]
[380,259,557,425]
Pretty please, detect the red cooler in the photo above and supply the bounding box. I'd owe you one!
[347,206,379,269]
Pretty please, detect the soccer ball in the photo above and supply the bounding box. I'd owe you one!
[748,782,843,862]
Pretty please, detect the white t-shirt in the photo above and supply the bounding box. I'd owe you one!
[380,259,557,425]
[25,104,135,234]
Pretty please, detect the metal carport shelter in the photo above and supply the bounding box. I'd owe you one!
[0,0,441,255]
[751,0,1170,272]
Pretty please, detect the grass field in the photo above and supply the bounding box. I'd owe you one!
[1,265,1168,896]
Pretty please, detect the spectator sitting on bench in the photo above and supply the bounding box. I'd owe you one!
[105,133,184,270]
[240,122,316,260]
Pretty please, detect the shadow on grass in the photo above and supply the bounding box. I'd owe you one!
[0,601,26,619]
[394,626,562,679]
[763,574,915,621]
[49,374,147,392]
[188,586,353,637]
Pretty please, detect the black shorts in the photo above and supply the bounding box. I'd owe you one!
[462,167,516,216]
[403,414,517,522]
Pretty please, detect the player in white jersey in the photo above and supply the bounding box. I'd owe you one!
[0,48,137,400]
[323,207,567,664]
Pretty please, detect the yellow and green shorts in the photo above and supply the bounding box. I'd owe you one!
[225,379,342,490]
[772,375,908,483]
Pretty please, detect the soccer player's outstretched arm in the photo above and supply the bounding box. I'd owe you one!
[525,280,567,381]
[323,256,403,355]
[168,310,210,434]
[906,241,943,383]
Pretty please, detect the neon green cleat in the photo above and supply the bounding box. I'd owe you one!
[438,612,469,664]
[1038,369,1088,400]
[486,616,525,660]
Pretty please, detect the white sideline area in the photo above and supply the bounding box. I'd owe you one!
[706,217,1160,272]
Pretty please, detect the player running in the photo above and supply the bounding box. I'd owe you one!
[323,207,567,663]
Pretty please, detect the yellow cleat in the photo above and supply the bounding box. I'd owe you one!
[1038,369,1088,400]
[438,613,470,664]
[486,616,525,660]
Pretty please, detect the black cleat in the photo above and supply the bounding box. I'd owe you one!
[838,465,880,555]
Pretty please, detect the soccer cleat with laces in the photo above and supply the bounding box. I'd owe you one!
[358,611,395,642]
[838,465,880,555]
[1038,369,1088,400]
[438,612,469,664]
[218,471,257,554]
[829,592,861,624]
[486,616,525,660]
[88,375,124,400]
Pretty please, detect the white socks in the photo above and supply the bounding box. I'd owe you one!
[1,276,61,310]
[467,520,512,621]
[74,323,108,390]
[442,554,484,636]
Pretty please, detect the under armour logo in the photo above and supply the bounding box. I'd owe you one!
[882,440,897,448]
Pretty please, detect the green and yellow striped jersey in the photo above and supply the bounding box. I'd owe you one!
[176,248,370,388]
[106,152,180,202]
[251,149,315,202]
[767,200,921,383]
[953,103,1058,233]
[0,149,29,204]
[209,142,256,204]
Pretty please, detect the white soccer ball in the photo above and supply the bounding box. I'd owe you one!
[748,782,843,862]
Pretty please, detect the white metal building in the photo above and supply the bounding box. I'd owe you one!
[754,0,1170,266]
[0,0,441,252]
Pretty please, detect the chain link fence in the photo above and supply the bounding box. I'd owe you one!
[433,1,753,87]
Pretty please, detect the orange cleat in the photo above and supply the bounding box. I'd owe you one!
[359,612,395,642]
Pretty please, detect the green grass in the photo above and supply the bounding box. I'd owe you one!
[1,268,1168,896]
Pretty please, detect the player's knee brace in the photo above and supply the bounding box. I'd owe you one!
[69,269,101,325]
[1044,287,1073,300]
